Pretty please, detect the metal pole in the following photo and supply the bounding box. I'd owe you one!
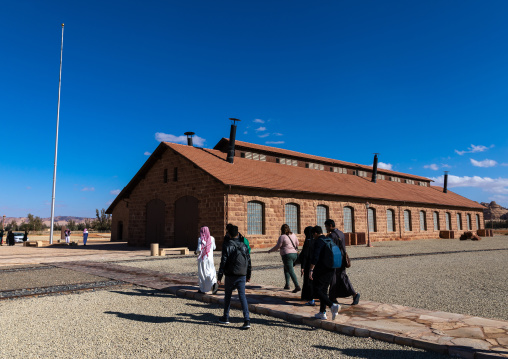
[366,202,373,247]
[49,23,64,245]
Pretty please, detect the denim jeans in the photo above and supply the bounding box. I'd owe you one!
[282,253,299,288]
[223,275,250,321]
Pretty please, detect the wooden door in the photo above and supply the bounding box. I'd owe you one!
[174,196,199,250]
[145,199,165,245]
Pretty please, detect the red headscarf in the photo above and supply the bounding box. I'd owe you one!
[199,226,212,260]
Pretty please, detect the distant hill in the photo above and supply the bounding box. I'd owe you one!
[3,216,93,227]
[481,201,508,220]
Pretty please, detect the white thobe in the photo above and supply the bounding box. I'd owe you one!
[197,236,217,292]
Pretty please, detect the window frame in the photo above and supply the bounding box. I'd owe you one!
[343,206,354,233]
[433,211,440,231]
[316,205,329,232]
[404,210,412,232]
[386,209,395,232]
[247,201,264,235]
[285,203,300,234]
[419,210,427,231]
[368,207,376,232]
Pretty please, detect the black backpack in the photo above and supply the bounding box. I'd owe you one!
[322,237,342,269]
[229,240,248,275]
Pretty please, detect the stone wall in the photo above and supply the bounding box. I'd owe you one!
[111,201,129,242]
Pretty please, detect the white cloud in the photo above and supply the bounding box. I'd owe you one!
[155,132,206,147]
[501,163,508,166]
[144,151,151,156]
[377,162,393,170]
[258,133,270,138]
[441,164,452,169]
[110,189,121,195]
[255,127,266,132]
[266,141,284,145]
[253,119,265,123]
[455,144,493,156]
[431,175,508,194]
[424,164,439,171]
[81,187,95,192]
[470,158,497,168]
[243,131,248,135]
[273,133,283,136]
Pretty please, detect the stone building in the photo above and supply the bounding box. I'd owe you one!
[106,133,485,250]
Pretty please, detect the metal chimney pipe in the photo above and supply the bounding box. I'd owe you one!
[371,153,379,183]
[184,132,195,146]
[227,118,240,164]
[443,171,449,193]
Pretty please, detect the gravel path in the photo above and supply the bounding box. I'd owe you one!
[0,287,448,359]
[118,236,508,321]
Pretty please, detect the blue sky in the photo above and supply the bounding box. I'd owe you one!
[1,0,508,218]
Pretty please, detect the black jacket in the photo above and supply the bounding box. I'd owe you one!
[218,237,251,281]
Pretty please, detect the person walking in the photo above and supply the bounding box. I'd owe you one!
[65,229,71,244]
[83,228,88,246]
[267,224,301,293]
[309,226,341,320]
[7,230,15,246]
[217,225,252,329]
[195,226,218,294]
[325,219,360,305]
[300,226,316,305]
[23,230,28,242]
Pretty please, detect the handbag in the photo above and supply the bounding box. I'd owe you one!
[286,234,301,266]
[344,252,351,268]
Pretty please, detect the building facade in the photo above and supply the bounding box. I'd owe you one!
[107,136,485,250]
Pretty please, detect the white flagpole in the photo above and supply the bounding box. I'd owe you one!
[49,23,64,245]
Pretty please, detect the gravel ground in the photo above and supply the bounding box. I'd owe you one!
[0,287,448,359]
[119,236,508,320]
[0,268,109,291]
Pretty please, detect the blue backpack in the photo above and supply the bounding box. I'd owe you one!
[322,237,342,269]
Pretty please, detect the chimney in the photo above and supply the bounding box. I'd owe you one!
[371,153,379,183]
[227,118,240,164]
[443,171,449,193]
[184,132,195,146]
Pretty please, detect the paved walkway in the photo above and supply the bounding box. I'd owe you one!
[50,260,508,359]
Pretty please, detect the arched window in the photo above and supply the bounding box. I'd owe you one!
[343,206,354,233]
[285,203,300,234]
[433,212,440,231]
[368,208,376,232]
[316,205,328,232]
[404,210,412,231]
[467,214,472,230]
[457,213,462,231]
[476,214,480,229]
[386,209,395,232]
[419,211,427,231]
[445,212,451,230]
[247,201,264,235]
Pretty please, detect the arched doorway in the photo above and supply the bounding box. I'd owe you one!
[174,196,199,250]
[145,199,165,245]
[117,221,123,241]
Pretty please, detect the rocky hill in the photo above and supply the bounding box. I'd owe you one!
[3,216,93,227]
[481,201,508,220]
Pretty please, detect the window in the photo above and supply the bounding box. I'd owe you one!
[240,152,246,158]
[420,211,427,231]
[433,212,440,231]
[173,167,178,182]
[285,203,299,234]
[245,152,265,161]
[333,167,347,174]
[316,205,328,232]
[391,177,401,182]
[419,182,428,187]
[445,212,451,230]
[476,214,480,229]
[307,163,324,170]
[378,174,385,180]
[406,179,415,185]
[457,213,462,230]
[368,208,376,232]
[467,214,472,230]
[247,201,264,235]
[343,206,354,233]
[386,209,395,232]
[163,169,168,183]
[358,170,368,177]
[404,210,412,231]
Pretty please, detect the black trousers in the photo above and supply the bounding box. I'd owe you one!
[312,269,334,312]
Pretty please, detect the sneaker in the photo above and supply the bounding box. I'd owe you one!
[314,311,327,320]
[292,286,301,293]
[283,284,290,290]
[218,316,230,324]
[331,303,341,320]
[211,282,219,295]
[305,300,316,306]
[352,293,361,305]
[241,320,251,329]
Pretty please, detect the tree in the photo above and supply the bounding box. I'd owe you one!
[26,213,45,232]
[6,220,18,231]
[66,219,77,231]
[93,208,111,232]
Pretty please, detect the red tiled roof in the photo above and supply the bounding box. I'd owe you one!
[215,138,431,182]
[169,143,483,210]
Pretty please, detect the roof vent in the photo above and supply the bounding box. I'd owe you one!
[371,153,379,183]
[184,132,195,146]
[443,171,449,193]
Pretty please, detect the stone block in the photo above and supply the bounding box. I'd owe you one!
[412,339,448,354]
[394,336,414,347]
[369,330,395,343]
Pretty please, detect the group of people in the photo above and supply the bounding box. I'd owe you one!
[194,219,359,329]
[0,230,28,246]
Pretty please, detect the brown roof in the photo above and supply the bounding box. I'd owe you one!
[214,138,431,182]
[169,142,483,210]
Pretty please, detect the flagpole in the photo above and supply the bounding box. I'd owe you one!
[49,23,64,245]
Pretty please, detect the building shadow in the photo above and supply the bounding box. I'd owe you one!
[109,288,173,298]
[313,345,449,359]
[104,311,176,324]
